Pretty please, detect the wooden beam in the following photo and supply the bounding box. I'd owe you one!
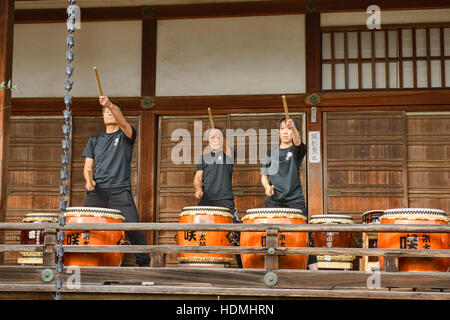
[304,13,323,216]
[141,19,157,97]
[0,0,14,265]
[14,0,450,24]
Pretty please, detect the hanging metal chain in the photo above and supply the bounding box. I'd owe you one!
[55,0,78,300]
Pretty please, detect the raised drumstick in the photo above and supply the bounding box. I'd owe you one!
[93,66,104,96]
[282,95,289,120]
[208,107,215,129]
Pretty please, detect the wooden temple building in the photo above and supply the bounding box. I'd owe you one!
[0,0,449,301]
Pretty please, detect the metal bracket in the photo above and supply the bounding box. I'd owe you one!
[264,272,278,287]
[41,269,54,283]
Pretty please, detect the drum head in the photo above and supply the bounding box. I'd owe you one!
[381,208,448,222]
[243,208,306,221]
[64,207,125,220]
[309,214,354,224]
[180,206,232,218]
[22,213,60,222]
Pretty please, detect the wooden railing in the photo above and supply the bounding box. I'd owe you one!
[0,222,449,300]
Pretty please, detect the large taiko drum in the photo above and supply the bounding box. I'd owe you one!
[240,208,308,269]
[177,206,233,267]
[63,207,125,267]
[309,214,355,269]
[19,213,60,264]
[378,208,449,272]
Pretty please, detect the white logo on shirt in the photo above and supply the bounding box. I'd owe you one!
[114,137,120,147]
[286,151,293,161]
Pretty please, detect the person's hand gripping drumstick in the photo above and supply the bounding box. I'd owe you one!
[265,185,275,197]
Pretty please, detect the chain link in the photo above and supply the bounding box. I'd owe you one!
[55,0,78,300]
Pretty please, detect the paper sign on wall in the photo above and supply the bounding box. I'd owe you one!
[308,131,320,163]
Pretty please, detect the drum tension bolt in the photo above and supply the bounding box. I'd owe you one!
[264,272,278,287]
[267,247,276,255]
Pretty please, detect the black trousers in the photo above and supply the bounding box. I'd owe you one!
[264,197,318,266]
[84,187,151,266]
[197,198,242,267]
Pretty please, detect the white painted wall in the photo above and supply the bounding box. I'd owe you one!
[12,21,142,98]
[156,15,306,96]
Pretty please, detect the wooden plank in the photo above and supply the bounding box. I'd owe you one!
[0,283,449,300]
[1,266,449,290]
[0,222,449,233]
[141,19,157,97]
[57,245,450,259]
[305,12,321,93]
[0,0,14,265]
[14,1,450,23]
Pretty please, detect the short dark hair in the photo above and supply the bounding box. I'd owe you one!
[102,100,123,113]
[278,117,300,130]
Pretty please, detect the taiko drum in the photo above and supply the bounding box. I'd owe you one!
[240,208,308,269]
[378,208,449,272]
[63,207,125,267]
[309,214,355,266]
[177,206,233,266]
[19,213,60,264]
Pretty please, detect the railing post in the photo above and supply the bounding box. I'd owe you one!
[265,228,279,271]
[43,228,56,266]
[150,253,166,267]
[384,256,399,272]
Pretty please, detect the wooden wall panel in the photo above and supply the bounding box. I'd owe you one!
[157,112,305,266]
[324,111,405,221]
[324,111,450,221]
[406,112,450,213]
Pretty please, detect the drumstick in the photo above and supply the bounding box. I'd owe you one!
[282,95,289,120]
[271,185,275,194]
[87,168,94,186]
[208,107,215,129]
[93,66,104,96]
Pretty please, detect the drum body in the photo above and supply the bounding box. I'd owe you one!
[63,207,125,267]
[309,214,355,268]
[19,213,59,264]
[378,208,449,272]
[240,208,308,269]
[177,206,233,266]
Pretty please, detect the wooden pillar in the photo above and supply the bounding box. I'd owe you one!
[305,12,324,216]
[139,19,157,244]
[0,0,14,264]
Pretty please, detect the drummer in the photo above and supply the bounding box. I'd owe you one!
[193,126,242,267]
[260,117,318,270]
[194,126,238,222]
[82,96,151,267]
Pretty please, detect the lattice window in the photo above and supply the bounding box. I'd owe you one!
[321,24,450,90]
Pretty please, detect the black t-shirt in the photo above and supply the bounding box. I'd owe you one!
[261,143,306,202]
[82,127,136,188]
[194,150,234,201]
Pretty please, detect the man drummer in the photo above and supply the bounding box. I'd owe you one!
[193,126,242,267]
[261,117,318,270]
[82,96,151,267]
